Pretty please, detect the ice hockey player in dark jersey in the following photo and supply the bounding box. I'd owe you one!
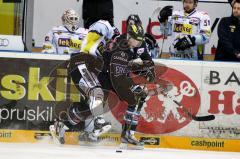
[99,23,155,149]
[126,14,159,58]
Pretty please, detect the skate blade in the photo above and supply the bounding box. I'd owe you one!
[118,143,144,150]
[99,125,111,134]
[94,125,112,137]
[49,125,61,145]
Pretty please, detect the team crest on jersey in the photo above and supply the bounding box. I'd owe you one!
[173,23,192,34]
[189,18,200,25]
[229,25,236,32]
[137,48,144,55]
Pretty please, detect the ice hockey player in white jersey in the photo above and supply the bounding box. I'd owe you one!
[68,20,117,142]
[158,0,211,60]
[68,19,120,143]
[49,18,120,144]
[80,19,119,56]
[42,9,88,54]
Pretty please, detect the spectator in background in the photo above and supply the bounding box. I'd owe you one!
[158,0,211,60]
[82,0,114,28]
[215,0,240,62]
[42,9,88,54]
[229,0,234,5]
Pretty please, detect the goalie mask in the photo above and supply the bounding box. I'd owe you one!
[62,9,80,32]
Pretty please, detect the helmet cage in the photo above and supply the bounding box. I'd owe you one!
[62,9,80,32]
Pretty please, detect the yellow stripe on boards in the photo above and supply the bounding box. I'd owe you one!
[1,129,240,152]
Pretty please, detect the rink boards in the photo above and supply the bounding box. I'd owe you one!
[0,129,240,152]
[0,52,240,152]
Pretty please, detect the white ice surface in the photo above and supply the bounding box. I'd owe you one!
[0,142,240,159]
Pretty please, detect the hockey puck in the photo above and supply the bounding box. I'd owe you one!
[116,150,122,153]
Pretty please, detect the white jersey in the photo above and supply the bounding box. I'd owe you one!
[161,9,211,60]
[80,20,116,56]
[42,26,88,54]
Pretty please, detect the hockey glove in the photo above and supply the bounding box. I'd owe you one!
[111,27,120,41]
[130,85,147,97]
[174,35,196,51]
[235,51,240,58]
[141,61,155,82]
[158,6,173,23]
[144,69,155,82]
[144,33,157,50]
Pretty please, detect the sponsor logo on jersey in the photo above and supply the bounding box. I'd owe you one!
[113,51,128,62]
[137,48,145,55]
[58,38,81,49]
[189,18,200,25]
[229,25,236,33]
[173,23,192,34]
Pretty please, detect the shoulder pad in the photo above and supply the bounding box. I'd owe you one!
[75,27,89,35]
[51,25,68,32]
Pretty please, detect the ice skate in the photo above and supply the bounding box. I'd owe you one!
[119,130,144,150]
[79,117,111,143]
[49,119,69,145]
[92,117,111,137]
[79,131,98,142]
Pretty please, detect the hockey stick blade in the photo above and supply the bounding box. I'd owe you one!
[173,100,215,121]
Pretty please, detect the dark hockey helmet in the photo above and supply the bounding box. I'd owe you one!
[127,24,144,41]
[126,14,142,26]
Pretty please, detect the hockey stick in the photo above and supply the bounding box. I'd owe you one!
[124,60,215,122]
[134,74,215,122]
[158,19,168,59]
[173,100,215,121]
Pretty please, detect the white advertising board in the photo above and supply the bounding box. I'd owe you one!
[0,35,24,51]
[0,52,239,139]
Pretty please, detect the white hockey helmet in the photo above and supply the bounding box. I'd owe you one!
[62,9,80,32]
